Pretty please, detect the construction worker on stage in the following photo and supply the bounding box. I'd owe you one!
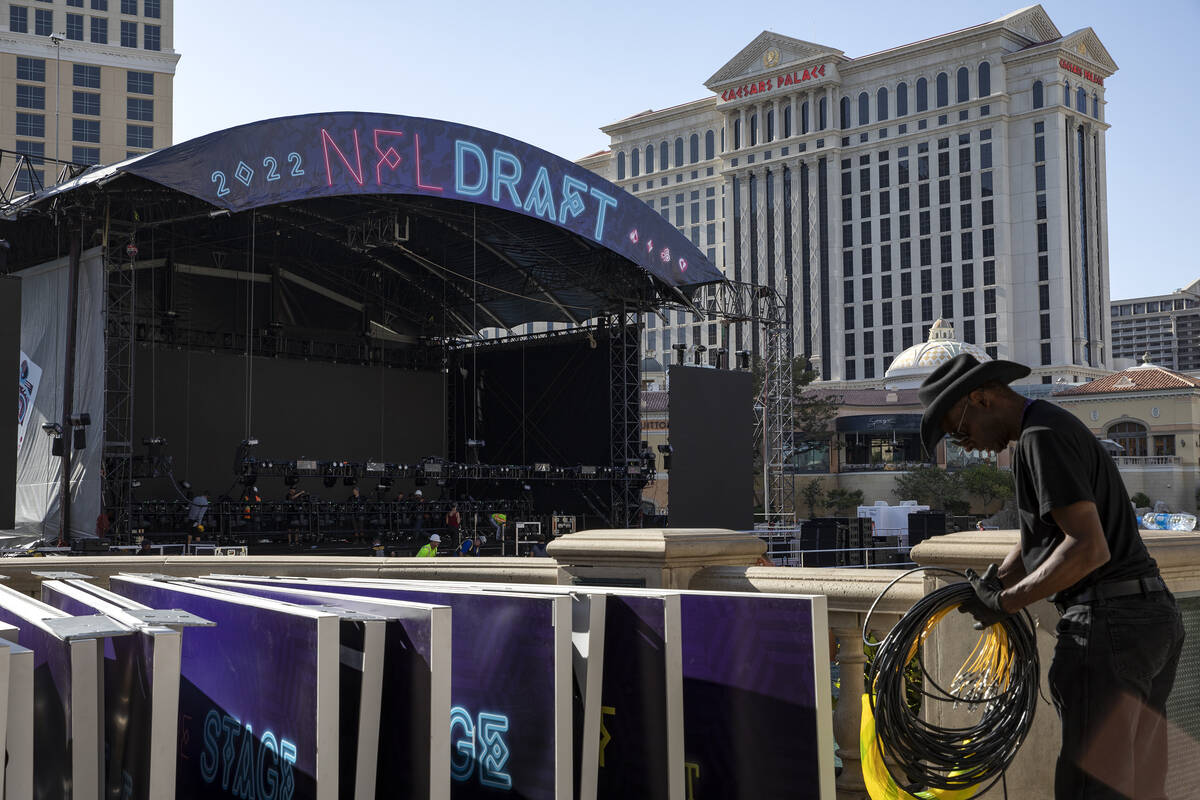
[416,533,440,557]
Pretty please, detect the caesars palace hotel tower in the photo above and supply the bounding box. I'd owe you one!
[578,6,1116,385]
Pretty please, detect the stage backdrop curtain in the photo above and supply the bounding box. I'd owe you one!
[13,246,105,539]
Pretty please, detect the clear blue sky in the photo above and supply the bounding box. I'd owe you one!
[174,0,1198,301]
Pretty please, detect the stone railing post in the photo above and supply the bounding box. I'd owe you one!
[831,613,868,800]
[545,528,765,588]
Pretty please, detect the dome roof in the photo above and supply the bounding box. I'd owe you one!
[884,319,990,389]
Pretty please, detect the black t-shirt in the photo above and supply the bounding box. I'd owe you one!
[1013,399,1158,599]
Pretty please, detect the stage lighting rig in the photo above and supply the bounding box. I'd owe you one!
[42,422,62,436]
[657,443,673,471]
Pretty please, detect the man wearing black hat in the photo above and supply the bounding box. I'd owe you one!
[919,353,1184,800]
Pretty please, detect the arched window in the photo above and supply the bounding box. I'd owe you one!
[783,105,792,138]
[978,61,991,97]
[659,141,668,170]
[1092,93,1099,119]
[1076,86,1087,113]
[674,137,684,168]
[801,100,809,133]
[750,113,758,146]
[896,82,908,116]
[819,96,828,130]
[1061,82,1070,106]
[705,129,715,159]
[645,144,654,173]
[916,77,928,112]
[616,151,626,180]
[1108,421,1148,457]
[733,119,741,150]
[877,86,889,121]
[689,133,699,163]
[766,109,775,141]
[956,67,969,103]
[858,92,870,126]
[631,148,640,177]
[840,96,850,130]
[936,72,949,107]
[1032,80,1044,109]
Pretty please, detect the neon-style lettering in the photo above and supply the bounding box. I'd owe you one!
[588,187,617,241]
[491,149,522,206]
[450,706,475,782]
[558,175,588,224]
[599,706,615,767]
[685,762,701,800]
[220,715,241,790]
[454,141,488,196]
[200,710,221,783]
[373,129,405,187]
[414,133,444,191]
[231,722,255,798]
[257,731,279,800]
[279,739,297,800]
[478,712,512,790]
[320,128,365,187]
[522,166,555,220]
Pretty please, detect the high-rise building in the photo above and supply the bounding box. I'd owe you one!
[2,0,178,193]
[1109,279,1200,372]
[581,6,1115,385]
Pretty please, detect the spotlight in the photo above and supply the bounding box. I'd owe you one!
[68,412,91,427]
[717,347,729,368]
[241,438,259,447]
[672,343,687,366]
[179,480,192,492]
[142,436,167,447]
[533,463,550,473]
[41,422,62,436]
[736,350,752,370]
[693,344,707,366]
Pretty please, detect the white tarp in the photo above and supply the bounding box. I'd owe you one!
[12,247,105,539]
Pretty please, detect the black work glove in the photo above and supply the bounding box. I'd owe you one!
[958,563,1010,630]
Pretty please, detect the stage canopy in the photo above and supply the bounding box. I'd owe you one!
[1,112,725,336]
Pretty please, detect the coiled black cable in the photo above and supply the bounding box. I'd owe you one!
[862,567,1040,798]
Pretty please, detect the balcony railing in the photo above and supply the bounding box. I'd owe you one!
[1113,455,1182,466]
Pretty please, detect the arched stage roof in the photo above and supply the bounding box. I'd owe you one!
[1,112,724,336]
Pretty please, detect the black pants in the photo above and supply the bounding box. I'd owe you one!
[1050,591,1185,799]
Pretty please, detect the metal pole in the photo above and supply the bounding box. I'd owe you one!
[59,218,82,543]
[51,34,62,178]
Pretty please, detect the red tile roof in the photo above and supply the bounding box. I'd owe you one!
[1054,365,1200,396]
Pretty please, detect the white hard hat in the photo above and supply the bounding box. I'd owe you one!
[429,534,441,543]
[414,489,423,496]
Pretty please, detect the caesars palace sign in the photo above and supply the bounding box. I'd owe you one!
[719,64,829,103]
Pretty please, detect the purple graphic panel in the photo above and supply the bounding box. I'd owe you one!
[241,579,558,800]
[40,584,159,800]
[193,582,437,799]
[679,594,820,799]
[117,112,722,289]
[0,607,75,800]
[110,578,321,800]
[596,595,671,800]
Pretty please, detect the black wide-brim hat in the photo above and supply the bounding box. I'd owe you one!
[918,353,1031,458]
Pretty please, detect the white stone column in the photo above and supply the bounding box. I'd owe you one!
[805,90,814,134]
[738,107,747,150]
[772,98,781,142]
[789,158,805,358]
[1094,126,1112,368]
[789,94,798,138]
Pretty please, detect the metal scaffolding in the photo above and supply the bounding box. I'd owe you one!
[608,308,644,529]
[102,225,137,541]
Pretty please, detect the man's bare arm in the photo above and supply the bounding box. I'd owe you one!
[996,540,1026,588]
[999,500,1110,613]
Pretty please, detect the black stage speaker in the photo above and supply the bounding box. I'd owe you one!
[908,511,947,548]
[667,365,754,531]
[0,276,18,530]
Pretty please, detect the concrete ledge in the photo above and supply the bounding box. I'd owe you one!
[0,555,560,596]
[691,565,926,618]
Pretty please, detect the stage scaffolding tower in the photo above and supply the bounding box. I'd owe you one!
[608,307,643,529]
[102,226,137,541]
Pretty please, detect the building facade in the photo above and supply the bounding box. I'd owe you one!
[2,0,178,193]
[582,6,1116,385]
[1109,278,1200,372]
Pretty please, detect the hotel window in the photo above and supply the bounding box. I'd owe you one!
[1092,93,1099,119]
[144,0,160,17]
[1076,87,1086,113]
[963,292,975,316]
[936,72,949,107]
[864,306,874,328]
[72,91,100,115]
[126,124,153,149]
[840,97,851,130]
[16,85,45,109]
[1033,81,1044,109]
[938,152,950,178]
[921,297,933,321]
[749,114,758,146]
[90,16,107,43]
[863,277,874,302]
[66,12,83,39]
[883,329,894,352]
[34,7,52,35]
[631,149,639,177]
[72,118,100,143]
[121,0,136,12]
[920,269,932,294]
[978,62,991,97]
[939,207,951,232]
[956,67,969,103]
[72,146,100,165]
[616,152,625,180]
[963,320,975,343]
[1040,314,1051,339]
[916,78,928,112]
[961,263,974,289]
[845,307,855,330]
[864,331,875,355]
[674,138,684,167]
[902,327,914,349]
[983,288,996,315]
[942,295,954,318]
[645,145,654,173]
[897,83,908,116]
[17,57,45,82]
[983,260,995,285]
[880,192,891,215]
[689,134,699,163]
[92,0,107,8]
[877,87,889,121]
[901,272,912,295]
[144,23,161,50]
[706,129,714,159]
[74,64,101,88]
[899,187,910,212]
[9,6,28,32]
[985,317,997,342]
[15,112,44,137]
[127,97,153,121]
[845,361,856,380]
[121,20,137,46]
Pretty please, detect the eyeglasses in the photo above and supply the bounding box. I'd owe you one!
[949,401,971,446]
